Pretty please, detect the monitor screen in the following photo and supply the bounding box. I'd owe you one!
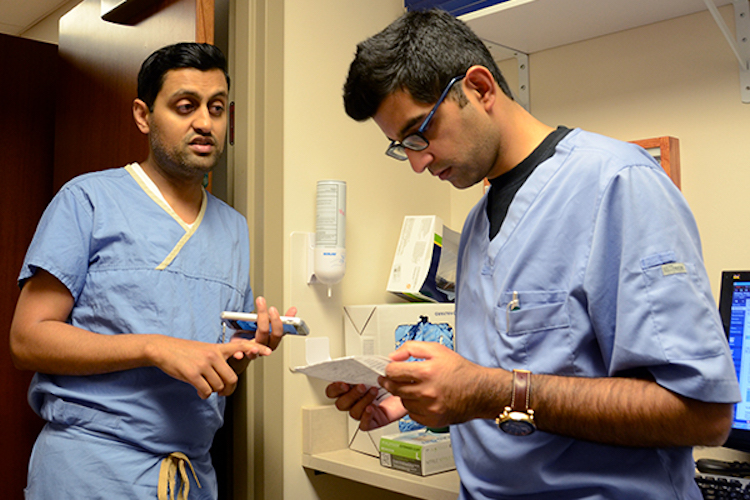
[718,270,750,452]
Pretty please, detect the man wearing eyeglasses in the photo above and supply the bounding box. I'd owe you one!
[326,8,739,500]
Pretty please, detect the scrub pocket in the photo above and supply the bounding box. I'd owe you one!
[501,290,570,336]
[494,290,573,369]
[639,252,725,360]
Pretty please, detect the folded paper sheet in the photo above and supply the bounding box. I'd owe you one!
[292,352,392,403]
[293,354,390,386]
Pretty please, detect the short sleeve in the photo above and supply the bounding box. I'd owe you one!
[19,183,94,300]
[586,164,740,403]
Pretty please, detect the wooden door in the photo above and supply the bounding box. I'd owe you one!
[53,0,209,190]
[0,33,57,500]
[2,1,234,499]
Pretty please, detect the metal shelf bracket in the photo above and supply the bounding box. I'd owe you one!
[704,0,750,103]
[482,40,531,111]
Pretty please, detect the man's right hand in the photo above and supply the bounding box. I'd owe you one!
[325,382,407,430]
[144,336,270,399]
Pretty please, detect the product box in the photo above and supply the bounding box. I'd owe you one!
[386,215,460,303]
[379,429,455,476]
[344,303,455,456]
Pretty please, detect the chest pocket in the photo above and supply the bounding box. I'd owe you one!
[500,290,570,337]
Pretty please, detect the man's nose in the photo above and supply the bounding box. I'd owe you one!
[193,106,213,132]
[405,149,430,174]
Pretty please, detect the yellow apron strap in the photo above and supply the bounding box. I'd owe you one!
[158,452,202,500]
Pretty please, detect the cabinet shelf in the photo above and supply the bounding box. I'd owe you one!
[460,0,732,54]
[301,405,459,499]
[302,449,459,500]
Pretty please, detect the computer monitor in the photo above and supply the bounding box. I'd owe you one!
[718,270,750,452]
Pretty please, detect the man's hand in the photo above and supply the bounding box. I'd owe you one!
[10,270,298,399]
[379,341,505,429]
[325,382,407,430]
[250,296,298,351]
[224,295,298,375]
[145,335,270,398]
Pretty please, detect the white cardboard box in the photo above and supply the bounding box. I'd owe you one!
[379,429,455,476]
[386,215,460,303]
[343,303,455,456]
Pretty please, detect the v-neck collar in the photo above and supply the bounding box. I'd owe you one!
[125,163,208,271]
[125,163,205,230]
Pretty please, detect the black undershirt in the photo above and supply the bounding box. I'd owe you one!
[486,126,572,240]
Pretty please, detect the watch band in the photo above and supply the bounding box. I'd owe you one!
[497,368,536,435]
[510,369,531,413]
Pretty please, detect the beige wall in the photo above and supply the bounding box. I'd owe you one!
[281,2,460,309]
[233,2,750,499]
[231,2,750,499]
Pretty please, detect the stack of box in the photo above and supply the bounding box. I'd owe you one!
[344,303,455,456]
[379,429,455,476]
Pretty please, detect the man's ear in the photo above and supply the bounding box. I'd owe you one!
[132,99,151,134]
[463,65,497,112]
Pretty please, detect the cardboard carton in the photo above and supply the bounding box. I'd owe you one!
[343,303,455,456]
[379,429,455,476]
[386,215,459,303]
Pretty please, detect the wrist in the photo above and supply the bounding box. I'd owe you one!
[473,367,514,420]
[141,334,164,368]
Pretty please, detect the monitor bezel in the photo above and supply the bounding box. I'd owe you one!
[719,270,750,452]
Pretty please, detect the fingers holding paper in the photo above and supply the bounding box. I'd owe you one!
[325,382,407,431]
[323,341,497,431]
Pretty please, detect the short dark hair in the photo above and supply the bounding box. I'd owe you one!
[343,9,513,121]
[137,43,230,110]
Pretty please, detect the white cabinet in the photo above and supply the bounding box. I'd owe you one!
[460,0,732,53]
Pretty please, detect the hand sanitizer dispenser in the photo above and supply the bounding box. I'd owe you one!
[314,180,346,296]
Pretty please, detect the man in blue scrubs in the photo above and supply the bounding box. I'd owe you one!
[10,43,294,500]
[327,9,740,500]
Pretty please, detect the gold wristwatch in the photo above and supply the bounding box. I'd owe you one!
[497,369,536,436]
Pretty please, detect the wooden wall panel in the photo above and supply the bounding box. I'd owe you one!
[197,0,216,44]
[53,0,198,191]
[0,33,56,500]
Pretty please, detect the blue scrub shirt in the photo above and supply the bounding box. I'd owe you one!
[19,165,254,499]
[452,130,740,499]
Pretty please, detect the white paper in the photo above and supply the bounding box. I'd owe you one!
[292,354,391,387]
[293,354,393,404]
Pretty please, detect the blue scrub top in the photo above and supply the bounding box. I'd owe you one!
[452,129,740,499]
[19,165,255,458]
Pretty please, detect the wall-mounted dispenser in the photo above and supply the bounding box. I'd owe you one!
[313,180,346,296]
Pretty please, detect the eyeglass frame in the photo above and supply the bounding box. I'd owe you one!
[385,74,466,161]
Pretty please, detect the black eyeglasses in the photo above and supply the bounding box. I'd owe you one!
[385,74,466,161]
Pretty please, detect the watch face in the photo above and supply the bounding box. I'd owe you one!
[500,419,535,436]
[499,411,536,436]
